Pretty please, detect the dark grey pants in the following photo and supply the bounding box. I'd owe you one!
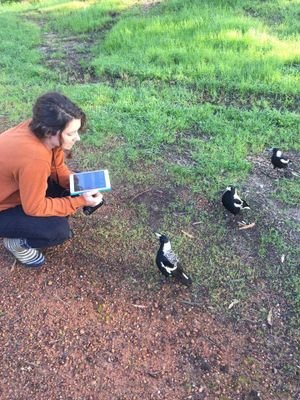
[0,179,72,248]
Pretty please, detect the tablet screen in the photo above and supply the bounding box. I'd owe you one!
[70,170,111,194]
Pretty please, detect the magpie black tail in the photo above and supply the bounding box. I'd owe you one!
[173,268,192,287]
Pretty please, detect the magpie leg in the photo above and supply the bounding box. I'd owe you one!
[159,275,169,286]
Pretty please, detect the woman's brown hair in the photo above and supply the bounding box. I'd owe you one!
[29,92,86,139]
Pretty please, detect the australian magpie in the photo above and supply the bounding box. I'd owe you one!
[270,148,290,169]
[222,186,250,215]
[155,232,192,287]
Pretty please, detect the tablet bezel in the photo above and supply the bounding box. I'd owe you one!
[69,169,111,196]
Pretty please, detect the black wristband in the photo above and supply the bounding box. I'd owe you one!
[82,199,105,216]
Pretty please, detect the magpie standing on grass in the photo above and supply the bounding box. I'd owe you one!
[270,148,290,169]
[155,232,192,287]
[222,186,250,215]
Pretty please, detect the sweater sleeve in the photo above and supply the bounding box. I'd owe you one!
[18,160,86,217]
[51,148,72,189]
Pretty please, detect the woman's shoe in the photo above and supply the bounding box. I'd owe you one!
[3,238,45,268]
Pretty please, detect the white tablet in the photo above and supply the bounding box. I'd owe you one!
[69,169,111,196]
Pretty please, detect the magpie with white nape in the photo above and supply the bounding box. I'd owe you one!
[222,186,250,215]
[155,232,192,287]
[269,148,290,169]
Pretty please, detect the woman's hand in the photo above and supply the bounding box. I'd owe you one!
[82,190,103,207]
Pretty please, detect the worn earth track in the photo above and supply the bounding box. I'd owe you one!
[26,12,120,84]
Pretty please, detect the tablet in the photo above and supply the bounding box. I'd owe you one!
[69,169,111,196]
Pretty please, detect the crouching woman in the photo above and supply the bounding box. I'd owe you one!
[0,92,102,268]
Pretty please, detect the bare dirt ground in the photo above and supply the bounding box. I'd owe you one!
[1,4,299,399]
[0,236,251,400]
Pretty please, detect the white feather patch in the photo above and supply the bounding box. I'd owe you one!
[163,242,172,252]
[164,250,179,264]
[233,191,242,202]
[161,262,176,274]
[182,273,189,280]
[234,203,243,208]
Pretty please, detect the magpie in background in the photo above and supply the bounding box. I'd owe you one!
[222,186,250,215]
[155,232,192,287]
[269,148,290,170]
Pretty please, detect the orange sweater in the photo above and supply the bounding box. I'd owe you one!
[0,120,86,216]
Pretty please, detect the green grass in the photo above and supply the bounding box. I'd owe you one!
[273,178,300,206]
[241,0,300,37]
[70,83,299,197]
[258,225,300,326]
[0,0,299,324]
[91,0,300,94]
[0,11,54,118]
[24,0,141,34]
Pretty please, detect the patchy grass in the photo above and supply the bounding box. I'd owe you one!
[274,178,300,206]
[0,11,54,119]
